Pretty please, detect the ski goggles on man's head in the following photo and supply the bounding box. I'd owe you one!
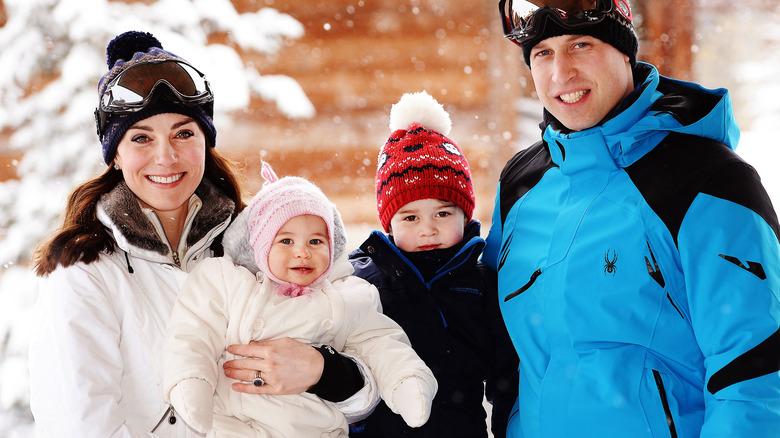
[499,0,633,46]
[95,59,213,138]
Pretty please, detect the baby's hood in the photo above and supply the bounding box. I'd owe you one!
[222,203,348,277]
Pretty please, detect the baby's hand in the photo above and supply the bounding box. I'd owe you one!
[388,377,436,428]
[168,378,214,433]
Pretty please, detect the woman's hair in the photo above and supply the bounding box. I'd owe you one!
[31,147,245,277]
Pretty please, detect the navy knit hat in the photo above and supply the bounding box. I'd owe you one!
[521,8,638,67]
[97,31,217,165]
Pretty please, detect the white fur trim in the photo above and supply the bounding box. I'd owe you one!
[388,91,451,136]
[222,207,258,274]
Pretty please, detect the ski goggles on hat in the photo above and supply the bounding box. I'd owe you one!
[499,0,633,46]
[95,59,213,139]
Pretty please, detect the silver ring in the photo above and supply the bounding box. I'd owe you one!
[253,370,265,387]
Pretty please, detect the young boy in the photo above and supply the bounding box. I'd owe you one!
[349,91,519,438]
[162,162,437,437]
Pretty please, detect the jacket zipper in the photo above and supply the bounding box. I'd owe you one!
[151,405,177,432]
[173,200,203,268]
[143,201,201,269]
[505,268,542,302]
[652,369,678,438]
[645,242,684,320]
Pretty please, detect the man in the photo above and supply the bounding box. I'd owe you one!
[483,1,780,437]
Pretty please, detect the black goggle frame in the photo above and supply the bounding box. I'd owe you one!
[499,0,632,47]
[95,59,213,140]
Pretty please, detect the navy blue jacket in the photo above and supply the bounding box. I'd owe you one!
[349,220,519,438]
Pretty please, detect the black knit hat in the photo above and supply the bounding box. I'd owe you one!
[521,10,638,67]
[97,31,217,165]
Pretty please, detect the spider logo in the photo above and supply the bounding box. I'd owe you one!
[604,249,618,276]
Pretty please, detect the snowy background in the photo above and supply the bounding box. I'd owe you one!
[0,0,316,435]
[0,0,779,436]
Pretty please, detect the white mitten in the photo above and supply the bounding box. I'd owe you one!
[168,378,215,433]
[388,377,436,428]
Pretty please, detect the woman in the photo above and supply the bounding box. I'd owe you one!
[28,31,373,437]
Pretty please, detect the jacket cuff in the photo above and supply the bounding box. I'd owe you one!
[307,345,364,402]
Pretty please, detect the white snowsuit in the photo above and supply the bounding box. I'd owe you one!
[162,255,437,437]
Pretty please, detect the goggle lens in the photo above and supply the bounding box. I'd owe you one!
[506,1,600,27]
[101,61,209,110]
[500,0,629,45]
[96,60,213,138]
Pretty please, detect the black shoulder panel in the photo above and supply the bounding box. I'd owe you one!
[708,327,780,394]
[652,78,723,126]
[625,132,780,246]
[498,141,557,224]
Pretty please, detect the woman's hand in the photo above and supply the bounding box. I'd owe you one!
[223,337,324,395]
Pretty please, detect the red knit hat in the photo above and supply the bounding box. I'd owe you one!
[376,91,475,232]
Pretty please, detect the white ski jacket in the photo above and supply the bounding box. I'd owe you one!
[29,181,232,437]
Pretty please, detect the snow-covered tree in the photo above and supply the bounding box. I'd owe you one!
[0,0,312,433]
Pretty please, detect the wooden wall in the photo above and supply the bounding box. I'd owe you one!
[1,1,695,230]
[220,0,525,228]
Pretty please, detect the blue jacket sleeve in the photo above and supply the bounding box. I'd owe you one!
[678,162,780,436]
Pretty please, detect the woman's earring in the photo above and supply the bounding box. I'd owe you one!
[114,164,120,170]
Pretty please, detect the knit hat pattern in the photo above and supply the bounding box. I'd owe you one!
[521,8,639,67]
[376,91,475,232]
[97,31,217,165]
[247,162,335,294]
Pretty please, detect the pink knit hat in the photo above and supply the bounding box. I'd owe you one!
[247,162,335,296]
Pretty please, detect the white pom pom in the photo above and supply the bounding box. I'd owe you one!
[389,91,451,136]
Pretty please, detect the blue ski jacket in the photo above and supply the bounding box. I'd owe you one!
[483,62,780,437]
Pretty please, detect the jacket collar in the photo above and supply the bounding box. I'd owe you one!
[97,178,235,262]
[541,62,740,173]
[359,219,485,286]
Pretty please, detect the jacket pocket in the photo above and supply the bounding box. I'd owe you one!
[504,268,542,302]
[652,369,679,438]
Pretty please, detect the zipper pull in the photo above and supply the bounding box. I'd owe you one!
[168,406,177,425]
[151,405,176,432]
[172,251,181,267]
